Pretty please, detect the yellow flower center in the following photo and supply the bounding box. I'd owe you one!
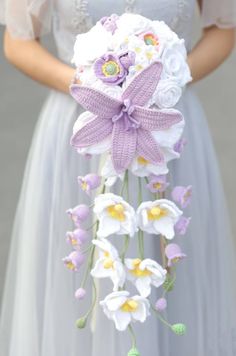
[135,64,144,72]
[137,156,149,165]
[102,61,120,77]
[130,258,152,277]
[103,258,114,269]
[146,51,154,60]
[147,206,167,220]
[107,204,126,221]
[121,299,139,312]
[66,262,76,271]
[153,182,162,190]
[81,181,88,191]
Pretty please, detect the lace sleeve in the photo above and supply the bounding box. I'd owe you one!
[201,0,236,29]
[0,0,52,39]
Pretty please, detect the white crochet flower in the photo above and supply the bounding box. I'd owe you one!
[100,290,150,331]
[73,112,110,155]
[152,79,182,109]
[72,22,113,66]
[137,199,182,240]
[101,155,125,187]
[91,238,126,291]
[151,118,185,159]
[125,258,167,297]
[130,155,168,177]
[94,193,137,238]
[161,40,192,86]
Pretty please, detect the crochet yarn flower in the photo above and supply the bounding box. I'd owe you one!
[125,258,167,297]
[172,185,192,209]
[100,291,150,331]
[147,174,169,193]
[91,238,126,291]
[70,62,183,173]
[100,14,119,34]
[78,173,101,195]
[94,193,137,238]
[94,52,135,85]
[175,216,191,235]
[165,243,186,267]
[62,251,85,271]
[66,204,90,226]
[137,199,182,239]
[66,228,88,249]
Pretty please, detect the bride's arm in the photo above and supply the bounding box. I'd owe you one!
[3,30,75,94]
[187,1,235,83]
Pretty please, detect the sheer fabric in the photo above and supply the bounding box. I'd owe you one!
[201,0,236,29]
[0,0,236,40]
[0,0,52,39]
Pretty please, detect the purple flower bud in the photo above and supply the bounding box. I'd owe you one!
[175,216,191,235]
[155,297,167,311]
[78,174,101,195]
[100,14,119,34]
[174,138,187,154]
[171,185,192,209]
[62,251,85,271]
[75,288,86,300]
[66,205,90,226]
[165,244,186,267]
[147,174,169,193]
[66,228,88,248]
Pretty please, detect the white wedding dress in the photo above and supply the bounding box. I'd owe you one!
[1,1,236,355]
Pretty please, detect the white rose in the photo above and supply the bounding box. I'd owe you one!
[117,13,153,36]
[161,40,192,86]
[93,81,122,101]
[72,22,112,66]
[153,79,182,109]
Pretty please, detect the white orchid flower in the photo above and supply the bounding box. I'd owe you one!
[101,155,125,187]
[125,258,167,297]
[91,239,126,291]
[137,199,182,240]
[94,193,137,238]
[100,290,150,331]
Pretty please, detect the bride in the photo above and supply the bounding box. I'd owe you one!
[0,0,236,355]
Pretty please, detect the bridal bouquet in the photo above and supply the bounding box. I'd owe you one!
[63,13,192,355]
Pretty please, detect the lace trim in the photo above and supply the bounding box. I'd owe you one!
[72,0,92,32]
[124,0,137,13]
[170,0,192,32]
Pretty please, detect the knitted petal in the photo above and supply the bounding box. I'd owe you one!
[137,129,164,165]
[133,107,183,131]
[70,84,122,118]
[111,120,137,173]
[122,62,163,106]
[70,116,112,148]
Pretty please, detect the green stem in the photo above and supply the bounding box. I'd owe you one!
[151,304,172,329]
[163,269,177,297]
[128,324,137,348]
[138,177,144,259]
[121,234,130,263]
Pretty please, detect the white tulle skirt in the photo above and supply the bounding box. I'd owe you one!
[1,85,236,356]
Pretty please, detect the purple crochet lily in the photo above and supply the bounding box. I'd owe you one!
[70,62,183,173]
